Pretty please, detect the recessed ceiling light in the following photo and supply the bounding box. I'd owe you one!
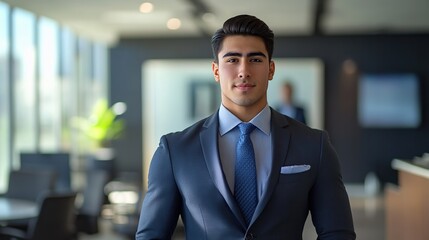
[167,18,181,30]
[139,2,153,13]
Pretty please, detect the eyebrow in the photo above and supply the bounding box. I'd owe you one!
[222,51,267,58]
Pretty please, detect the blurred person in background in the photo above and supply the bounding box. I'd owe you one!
[276,81,307,125]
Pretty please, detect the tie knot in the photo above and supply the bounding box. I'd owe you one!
[238,123,256,135]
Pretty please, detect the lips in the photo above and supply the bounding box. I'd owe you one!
[235,83,255,91]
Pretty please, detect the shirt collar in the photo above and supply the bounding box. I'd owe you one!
[218,104,271,136]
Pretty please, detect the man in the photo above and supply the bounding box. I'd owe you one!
[136,14,355,240]
[277,82,307,125]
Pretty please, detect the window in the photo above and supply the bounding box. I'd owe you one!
[0,2,110,190]
[38,17,61,151]
[12,8,37,167]
[60,28,77,150]
[0,2,10,191]
[93,42,109,102]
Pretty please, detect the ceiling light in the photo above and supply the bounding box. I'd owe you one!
[139,2,153,13]
[167,18,181,30]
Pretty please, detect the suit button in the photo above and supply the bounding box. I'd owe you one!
[245,233,254,240]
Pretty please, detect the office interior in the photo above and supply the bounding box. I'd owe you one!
[0,0,428,239]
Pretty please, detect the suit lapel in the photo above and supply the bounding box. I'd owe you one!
[200,113,247,228]
[251,110,290,225]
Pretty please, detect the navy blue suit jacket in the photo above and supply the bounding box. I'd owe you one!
[136,109,355,240]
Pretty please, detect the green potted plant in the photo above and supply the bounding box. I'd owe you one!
[72,99,126,160]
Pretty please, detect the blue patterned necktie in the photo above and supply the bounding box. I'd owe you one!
[234,123,258,226]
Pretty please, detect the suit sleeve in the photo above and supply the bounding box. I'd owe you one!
[309,131,356,240]
[136,136,181,240]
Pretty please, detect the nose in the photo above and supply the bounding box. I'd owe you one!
[238,62,251,79]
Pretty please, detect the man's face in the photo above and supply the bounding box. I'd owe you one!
[212,35,275,114]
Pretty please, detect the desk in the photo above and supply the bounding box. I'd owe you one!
[0,197,38,223]
[385,159,429,240]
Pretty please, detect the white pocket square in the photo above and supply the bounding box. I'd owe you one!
[280,165,311,174]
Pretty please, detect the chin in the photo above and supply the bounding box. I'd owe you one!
[233,98,258,107]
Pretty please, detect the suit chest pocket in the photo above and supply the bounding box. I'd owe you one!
[277,170,313,185]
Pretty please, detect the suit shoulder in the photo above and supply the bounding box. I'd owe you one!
[281,113,325,138]
[164,115,212,141]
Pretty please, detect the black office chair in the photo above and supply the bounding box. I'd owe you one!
[0,192,77,240]
[75,170,109,235]
[0,169,57,231]
[3,169,56,202]
[20,152,72,192]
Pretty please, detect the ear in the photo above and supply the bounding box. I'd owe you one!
[268,60,275,80]
[212,61,220,82]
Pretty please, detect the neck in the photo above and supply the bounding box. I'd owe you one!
[225,103,267,122]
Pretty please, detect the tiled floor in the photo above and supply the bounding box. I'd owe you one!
[82,188,385,240]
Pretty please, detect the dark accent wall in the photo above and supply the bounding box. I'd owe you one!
[110,34,429,184]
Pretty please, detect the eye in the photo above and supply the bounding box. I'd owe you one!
[250,58,263,63]
[226,58,238,63]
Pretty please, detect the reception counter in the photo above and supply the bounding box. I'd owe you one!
[385,159,429,240]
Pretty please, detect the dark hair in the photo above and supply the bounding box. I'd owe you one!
[211,14,274,63]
